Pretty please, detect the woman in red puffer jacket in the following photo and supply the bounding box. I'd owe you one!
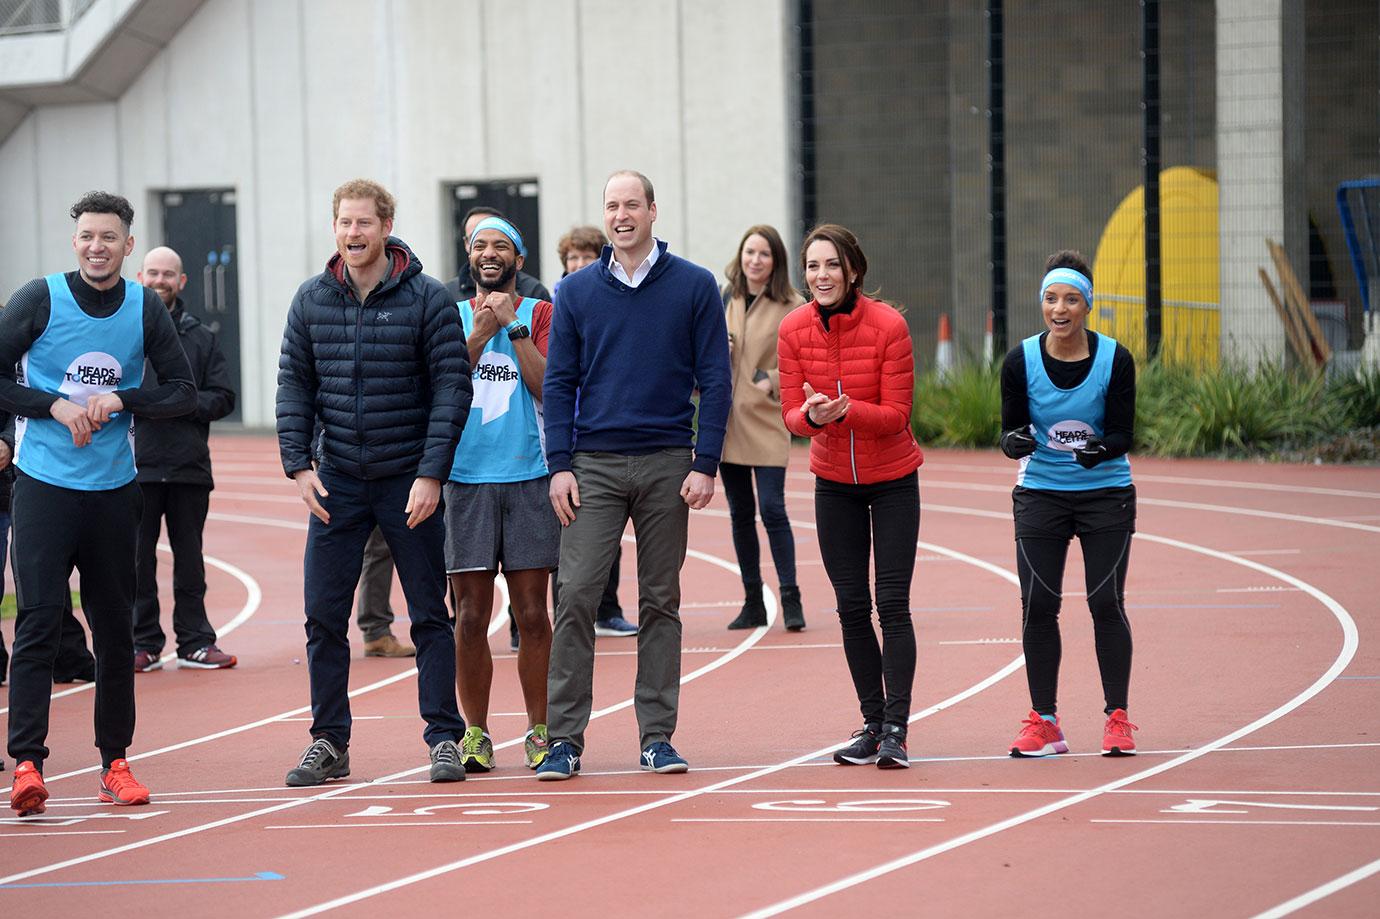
[777,223,923,770]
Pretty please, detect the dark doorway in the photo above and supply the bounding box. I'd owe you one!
[448,179,542,281]
[159,189,241,422]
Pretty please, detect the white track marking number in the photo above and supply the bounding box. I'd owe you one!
[1164,799,1379,815]
[344,803,549,819]
[0,811,170,827]
[753,799,951,813]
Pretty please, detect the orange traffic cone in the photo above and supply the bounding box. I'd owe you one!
[935,313,955,378]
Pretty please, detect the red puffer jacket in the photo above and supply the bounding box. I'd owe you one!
[778,294,923,484]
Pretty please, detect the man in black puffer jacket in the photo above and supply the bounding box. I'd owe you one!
[276,179,471,787]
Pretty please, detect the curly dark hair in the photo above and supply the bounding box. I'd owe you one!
[70,191,134,230]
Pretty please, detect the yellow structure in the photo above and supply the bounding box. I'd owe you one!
[1090,166,1220,367]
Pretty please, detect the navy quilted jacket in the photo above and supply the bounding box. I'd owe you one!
[276,237,470,481]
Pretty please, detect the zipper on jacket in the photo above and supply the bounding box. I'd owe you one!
[840,379,857,484]
[353,291,366,478]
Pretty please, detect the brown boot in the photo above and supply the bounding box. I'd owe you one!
[363,634,415,658]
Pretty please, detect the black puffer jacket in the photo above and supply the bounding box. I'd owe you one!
[136,302,236,487]
[276,237,470,481]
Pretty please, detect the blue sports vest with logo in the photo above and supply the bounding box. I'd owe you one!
[1016,331,1132,491]
[15,274,145,490]
[449,297,547,484]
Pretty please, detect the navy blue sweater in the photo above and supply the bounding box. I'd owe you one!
[543,241,731,476]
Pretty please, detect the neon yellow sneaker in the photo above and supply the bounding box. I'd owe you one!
[460,725,494,773]
[524,724,550,769]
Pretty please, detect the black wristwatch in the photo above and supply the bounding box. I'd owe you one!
[507,322,531,341]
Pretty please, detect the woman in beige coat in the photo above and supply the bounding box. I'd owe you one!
[722,225,806,631]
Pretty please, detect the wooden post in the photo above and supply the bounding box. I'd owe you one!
[1259,267,1313,367]
[1266,239,1332,364]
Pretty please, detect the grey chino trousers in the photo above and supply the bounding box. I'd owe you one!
[547,449,692,753]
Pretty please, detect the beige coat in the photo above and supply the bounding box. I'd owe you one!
[722,288,804,467]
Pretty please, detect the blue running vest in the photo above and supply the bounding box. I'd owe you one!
[449,297,548,484]
[15,274,145,490]
[1016,331,1132,491]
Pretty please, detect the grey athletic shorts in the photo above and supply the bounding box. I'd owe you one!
[444,476,560,573]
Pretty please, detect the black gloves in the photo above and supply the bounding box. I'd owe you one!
[1073,435,1107,469]
[1000,429,1037,460]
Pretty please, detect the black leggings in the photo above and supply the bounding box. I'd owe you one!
[815,472,918,727]
[1014,486,1135,716]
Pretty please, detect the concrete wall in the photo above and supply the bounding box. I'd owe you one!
[0,0,794,426]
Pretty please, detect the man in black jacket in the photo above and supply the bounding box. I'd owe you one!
[132,246,237,672]
[277,178,471,787]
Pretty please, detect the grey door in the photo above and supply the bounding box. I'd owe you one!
[159,189,241,422]
[449,179,542,281]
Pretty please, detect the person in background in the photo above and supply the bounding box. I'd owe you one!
[998,249,1139,758]
[720,225,805,632]
[778,223,922,770]
[132,246,238,672]
[354,527,414,658]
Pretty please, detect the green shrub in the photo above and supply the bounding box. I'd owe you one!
[1329,366,1380,429]
[913,363,1002,447]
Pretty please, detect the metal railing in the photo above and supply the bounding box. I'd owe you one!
[0,0,94,36]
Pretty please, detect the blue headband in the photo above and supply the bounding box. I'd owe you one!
[469,216,526,258]
[1040,268,1093,308]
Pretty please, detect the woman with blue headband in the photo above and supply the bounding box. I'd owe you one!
[998,249,1139,758]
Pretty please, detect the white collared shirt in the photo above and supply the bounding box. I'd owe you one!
[609,239,661,288]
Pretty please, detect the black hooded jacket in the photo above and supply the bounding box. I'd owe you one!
[276,237,470,481]
[135,301,236,487]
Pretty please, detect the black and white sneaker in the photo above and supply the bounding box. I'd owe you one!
[429,739,466,782]
[832,723,883,765]
[285,738,350,787]
[876,724,909,769]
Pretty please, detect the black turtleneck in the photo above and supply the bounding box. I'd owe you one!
[0,271,195,420]
[816,289,859,331]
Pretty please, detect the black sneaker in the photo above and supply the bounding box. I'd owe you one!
[832,723,883,765]
[877,724,909,769]
[285,738,350,787]
[429,739,466,782]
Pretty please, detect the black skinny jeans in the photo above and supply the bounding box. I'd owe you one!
[1014,486,1135,716]
[815,471,918,727]
[719,463,796,589]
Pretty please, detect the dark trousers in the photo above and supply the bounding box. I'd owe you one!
[719,463,796,589]
[7,473,141,770]
[303,466,463,749]
[134,483,216,657]
[815,472,919,727]
[1013,486,1136,715]
[0,512,92,684]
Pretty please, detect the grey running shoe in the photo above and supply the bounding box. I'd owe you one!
[833,723,883,765]
[429,739,467,782]
[285,738,350,787]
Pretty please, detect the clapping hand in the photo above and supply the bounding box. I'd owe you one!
[999,429,1037,460]
[1073,435,1107,469]
[802,381,849,424]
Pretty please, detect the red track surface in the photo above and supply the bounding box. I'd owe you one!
[1,437,1377,917]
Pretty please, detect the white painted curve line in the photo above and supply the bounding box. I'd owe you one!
[1252,854,1380,918]
[0,544,263,718]
[270,532,1025,918]
[739,531,1359,918]
[0,541,771,888]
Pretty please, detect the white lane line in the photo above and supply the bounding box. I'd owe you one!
[271,533,1025,918]
[1252,855,1380,918]
[911,463,1380,500]
[1091,819,1380,827]
[265,821,534,830]
[0,545,262,718]
[0,830,126,838]
[0,544,773,887]
[739,530,1359,918]
[671,818,945,824]
[918,478,1380,535]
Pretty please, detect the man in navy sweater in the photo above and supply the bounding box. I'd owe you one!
[537,171,731,779]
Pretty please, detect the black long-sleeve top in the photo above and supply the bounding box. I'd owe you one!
[1000,330,1136,459]
[0,271,196,420]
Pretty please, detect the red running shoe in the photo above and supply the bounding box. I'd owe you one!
[1009,711,1069,757]
[1102,709,1139,756]
[99,759,150,806]
[10,761,48,816]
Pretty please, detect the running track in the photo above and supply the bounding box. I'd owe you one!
[1,437,1376,917]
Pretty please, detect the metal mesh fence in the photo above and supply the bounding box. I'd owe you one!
[0,0,92,35]
[793,0,1379,372]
